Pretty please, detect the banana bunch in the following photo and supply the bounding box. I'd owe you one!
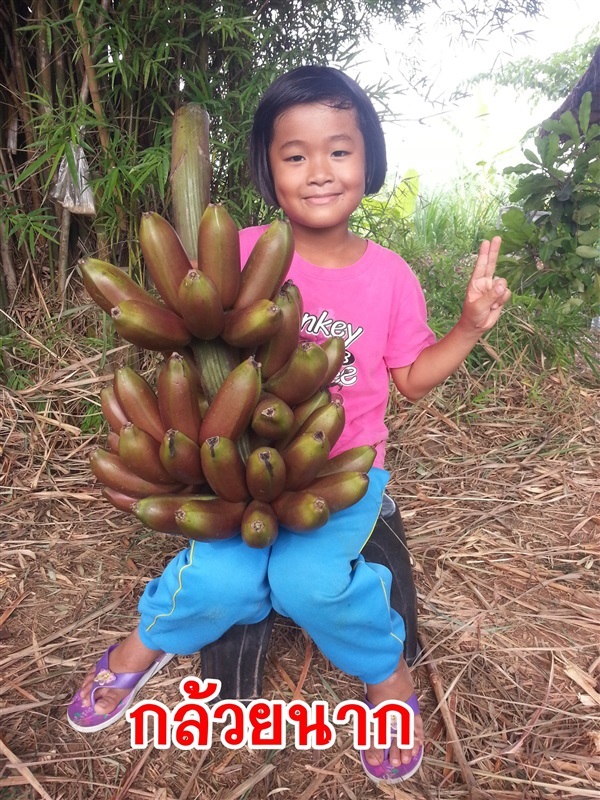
[83,204,376,548]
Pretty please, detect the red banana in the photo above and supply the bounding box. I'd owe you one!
[319,336,346,386]
[306,471,369,513]
[199,357,261,443]
[113,367,165,443]
[200,436,249,503]
[133,493,206,535]
[159,429,204,485]
[157,352,202,442]
[79,258,163,315]
[271,491,330,533]
[111,300,191,351]
[241,501,279,548]
[100,385,129,432]
[197,204,241,310]
[281,430,331,491]
[255,280,303,379]
[177,270,225,340]
[296,395,345,448]
[245,446,287,503]
[263,341,328,406]
[90,448,182,497]
[250,393,294,441]
[276,388,331,451]
[234,220,294,309]
[175,497,247,541]
[317,445,377,476]
[101,487,137,514]
[118,422,174,484]
[139,211,194,312]
[221,298,283,348]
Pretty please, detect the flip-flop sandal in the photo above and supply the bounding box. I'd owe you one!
[67,644,174,733]
[360,692,424,784]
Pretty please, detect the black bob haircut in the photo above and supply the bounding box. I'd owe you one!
[249,65,387,208]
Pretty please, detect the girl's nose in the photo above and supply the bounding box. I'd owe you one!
[307,157,333,185]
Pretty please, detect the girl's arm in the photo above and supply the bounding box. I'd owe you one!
[391,237,510,402]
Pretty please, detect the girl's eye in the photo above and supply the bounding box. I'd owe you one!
[286,155,304,162]
[332,150,349,157]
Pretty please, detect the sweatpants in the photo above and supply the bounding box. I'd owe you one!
[137,467,405,685]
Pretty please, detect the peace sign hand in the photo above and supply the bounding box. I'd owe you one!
[460,236,511,333]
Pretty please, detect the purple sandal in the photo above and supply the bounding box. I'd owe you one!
[360,692,424,784]
[67,644,174,733]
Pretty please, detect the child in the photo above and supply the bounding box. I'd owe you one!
[68,65,510,784]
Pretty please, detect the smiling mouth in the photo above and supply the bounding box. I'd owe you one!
[304,194,340,204]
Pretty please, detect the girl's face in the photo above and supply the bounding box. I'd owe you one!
[268,102,366,234]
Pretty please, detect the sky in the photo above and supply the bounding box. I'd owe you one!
[350,0,600,190]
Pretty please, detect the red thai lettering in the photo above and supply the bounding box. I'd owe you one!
[287,701,335,749]
[247,700,286,749]
[126,700,170,748]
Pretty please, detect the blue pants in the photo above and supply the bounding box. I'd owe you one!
[137,468,405,685]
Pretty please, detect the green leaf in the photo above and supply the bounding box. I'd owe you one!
[573,205,600,225]
[577,229,600,245]
[523,148,541,165]
[575,245,600,259]
[578,91,592,135]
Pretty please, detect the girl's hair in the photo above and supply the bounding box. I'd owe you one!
[249,65,387,207]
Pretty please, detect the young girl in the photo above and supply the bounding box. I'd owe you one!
[68,65,510,784]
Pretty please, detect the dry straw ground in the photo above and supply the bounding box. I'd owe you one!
[1,315,599,800]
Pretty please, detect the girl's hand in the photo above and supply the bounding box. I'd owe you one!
[459,236,511,333]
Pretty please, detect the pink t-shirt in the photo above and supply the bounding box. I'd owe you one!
[239,226,436,468]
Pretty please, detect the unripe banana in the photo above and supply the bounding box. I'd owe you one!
[199,357,261,443]
[200,436,249,502]
[271,490,330,533]
[234,220,294,309]
[281,430,331,491]
[241,500,279,548]
[139,211,194,312]
[119,422,174,484]
[157,352,202,442]
[319,336,346,387]
[250,393,294,440]
[245,446,287,502]
[276,388,331,451]
[255,280,303,379]
[296,395,345,448]
[306,471,369,513]
[175,497,247,541]
[133,493,208,535]
[177,270,225,340]
[90,448,182,497]
[102,487,137,514]
[113,367,165,443]
[100,385,129,432]
[263,341,328,406]
[159,429,204,485]
[221,298,283,348]
[79,258,163,315]
[111,300,191,351]
[317,444,377,476]
[197,204,241,310]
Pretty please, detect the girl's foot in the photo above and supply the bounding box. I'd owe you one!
[364,656,424,769]
[77,629,162,716]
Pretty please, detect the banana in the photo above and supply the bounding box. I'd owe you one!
[241,500,279,548]
[106,431,120,453]
[79,258,163,315]
[159,429,204,485]
[101,487,137,514]
[317,444,377,476]
[263,341,328,406]
[90,448,182,497]
[119,422,174,484]
[271,490,330,533]
[276,388,331,451]
[319,336,346,387]
[139,211,194,312]
[221,298,283,349]
[234,220,294,309]
[306,471,369,513]
[255,281,303,379]
[133,493,207,535]
[295,395,345,448]
[281,430,331,491]
[250,393,294,440]
[200,436,249,502]
[111,299,191,351]
[199,357,261,443]
[100,385,129,432]
[175,497,247,541]
[157,352,202,442]
[177,269,225,340]
[113,367,165,443]
[245,446,287,502]
[197,204,241,310]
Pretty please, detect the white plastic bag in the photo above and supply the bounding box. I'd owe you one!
[50,143,96,215]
